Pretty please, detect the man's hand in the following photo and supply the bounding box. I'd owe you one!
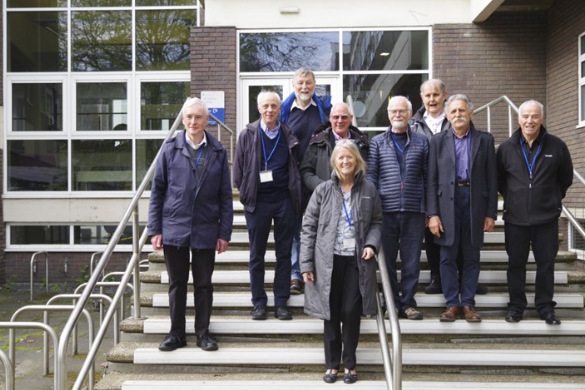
[303,271,315,285]
[216,238,229,254]
[484,217,496,232]
[428,216,444,237]
[151,234,163,250]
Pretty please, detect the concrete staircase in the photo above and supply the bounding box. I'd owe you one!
[95,198,585,390]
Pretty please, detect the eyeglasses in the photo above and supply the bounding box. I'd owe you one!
[331,115,349,121]
[387,109,410,116]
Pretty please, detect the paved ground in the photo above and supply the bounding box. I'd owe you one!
[0,288,117,390]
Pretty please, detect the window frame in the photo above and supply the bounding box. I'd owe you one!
[579,32,585,127]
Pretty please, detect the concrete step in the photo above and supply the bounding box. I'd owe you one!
[155,269,570,285]
[121,380,585,390]
[131,346,585,367]
[149,291,585,309]
[141,317,585,336]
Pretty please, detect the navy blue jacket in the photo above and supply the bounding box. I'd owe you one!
[147,130,233,249]
[367,125,429,214]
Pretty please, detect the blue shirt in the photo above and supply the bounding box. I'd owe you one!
[453,128,471,182]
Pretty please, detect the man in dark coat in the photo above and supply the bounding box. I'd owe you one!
[497,100,573,325]
[148,97,233,352]
[427,94,498,323]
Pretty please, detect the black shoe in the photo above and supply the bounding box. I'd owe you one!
[476,284,489,295]
[251,305,267,320]
[343,371,358,384]
[540,311,561,325]
[505,310,523,323]
[275,305,293,320]
[158,334,187,351]
[196,333,218,351]
[425,277,442,294]
[322,369,338,383]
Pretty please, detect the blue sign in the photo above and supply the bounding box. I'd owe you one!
[208,108,225,125]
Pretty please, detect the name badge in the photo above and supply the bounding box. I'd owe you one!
[259,170,273,183]
[343,238,356,250]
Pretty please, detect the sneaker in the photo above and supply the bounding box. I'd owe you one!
[290,279,303,295]
[400,307,423,320]
[424,277,442,294]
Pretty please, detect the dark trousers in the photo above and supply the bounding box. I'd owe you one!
[381,212,425,310]
[505,221,558,314]
[163,246,215,338]
[245,194,295,308]
[424,227,441,278]
[324,255,362,371]
[439,186,480,307]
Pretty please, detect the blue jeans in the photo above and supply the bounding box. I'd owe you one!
[381,212,425,310]
[439,186,480,307]
[245,194,295,308]
[290,215,303,281]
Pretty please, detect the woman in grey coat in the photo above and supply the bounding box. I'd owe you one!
[300,140,382,384]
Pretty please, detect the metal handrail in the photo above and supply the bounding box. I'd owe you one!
[375,248,402,390]
[29,251,49,301]
[55,102,236,389]
[0,322,59,390]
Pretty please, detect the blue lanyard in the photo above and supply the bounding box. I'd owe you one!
[185,133,205,168]
[389,131,404,154]
[260,127,282,170]
[520,137,541,179]
[340,187,353,227]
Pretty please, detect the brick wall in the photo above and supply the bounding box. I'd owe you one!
[546,0,585,211]
[190,26,237,149]
[433,12,547,146]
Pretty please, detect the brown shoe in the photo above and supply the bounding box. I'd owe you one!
[463,306,481,322]
[439,306,460,322]
[290,279,303,295]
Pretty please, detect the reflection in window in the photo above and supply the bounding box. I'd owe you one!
[72,11,132,71]
[136,139,164,188]
[8,0,67,6]
[240,32,340,72]
[7,140,68,191]
[11,226,69,245]
[74,225,144,245]
[136,10,196,71]
[72,140,132,191]
[343,30,428,71]
[247,85,283,123]
[344,73,425,128]
[77,83,127,131]
[136,0,196,5]
[12,83,63,131]
[141,82,190,130]
[72,0,131,6]
[7,11,67,72]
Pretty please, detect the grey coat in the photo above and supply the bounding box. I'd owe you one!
[300,171,383,319]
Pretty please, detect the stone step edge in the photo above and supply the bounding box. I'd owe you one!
[132,347,585,367]
[137,317,585,336]
[148,292,585,309]
[122,380,585,390]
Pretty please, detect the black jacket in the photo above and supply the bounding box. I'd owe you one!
[409,106,451,139]
[496,126,573,226]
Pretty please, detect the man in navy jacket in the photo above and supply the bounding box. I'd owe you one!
[148,97,233,352]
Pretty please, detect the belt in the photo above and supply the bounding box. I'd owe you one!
[456,181,470,187]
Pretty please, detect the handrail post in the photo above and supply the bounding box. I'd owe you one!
[132,207,142,318]
[29,251,48,301]
[0,348,13,390]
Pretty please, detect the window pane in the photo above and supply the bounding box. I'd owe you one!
[136,10,196,71]
[7,12,67,72]
[8,0,66,6]
[12,83,63,131]
[72,0,131,6]
[73,140,132,191]
[77,83,127,131]
[11,226,69,245]
[581,35,585,55]
[344,73,425,128]
[136,0,197,6]
[136,139,164,188]
[581,85,585,122]
[343,30,428,71]
[240,32,340,72]
[72,11,132,71]
[141,82,189,130]
[7,140,68,191]
[581,60,585,79]
[74,225,144,245]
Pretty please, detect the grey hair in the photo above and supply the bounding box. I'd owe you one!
[293,67,316,82]
[518,100,544,118]
[330,139,366,179]
[445,94,474,113]
[257,90,282,106]
[182,97,209,114]
[420,78,446,94]
[387,95,413,112]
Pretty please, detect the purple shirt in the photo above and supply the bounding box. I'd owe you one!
[453,128,471,182]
